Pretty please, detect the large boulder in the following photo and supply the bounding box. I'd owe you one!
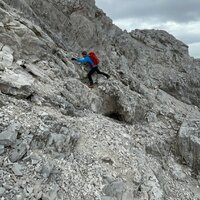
[0,69,35,98]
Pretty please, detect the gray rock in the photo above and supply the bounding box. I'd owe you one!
[0,69,35,98]
[23,63,50,82]
[170,163,186,180]
[0,123,20,146]
[103,181,126,199]
[9,143,27,162]
[16,194,24,200]
[47,127,80,154]
[12,163,23,176]
[30,153,41,165]
[41,161,54,178]
[48,185,59,200]
[0,45,13,68]
[0,187,5,196]
[178,119,200,172]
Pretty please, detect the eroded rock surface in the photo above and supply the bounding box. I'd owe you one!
[0,0,200,199]
[178,119,200,173]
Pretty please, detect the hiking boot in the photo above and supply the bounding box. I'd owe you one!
[88,84,94,88]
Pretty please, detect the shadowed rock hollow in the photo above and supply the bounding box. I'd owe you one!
[0,0,200,199]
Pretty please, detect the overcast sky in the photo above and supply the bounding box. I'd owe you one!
[96,0,200,58]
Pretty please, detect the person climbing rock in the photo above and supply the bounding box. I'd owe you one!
[71,51,110,88]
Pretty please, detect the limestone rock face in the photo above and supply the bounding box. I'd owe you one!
[0,0,200,199]
[178,119,200,173]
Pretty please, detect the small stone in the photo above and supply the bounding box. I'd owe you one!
[103,181,126,198]
[0,187,5,196]
[102,157,114,165]
[27,187,33,194]
[36,191,43,199]
[35,163,42,172]
[32,159,40,165]
[16,194,24,200]
[12,163,23,176]
[0,123,20,146]
[30,153,41,165]
[48,185,59,200]
[41,162,54,178]
[9,143,27,162]
[102,175,115,185]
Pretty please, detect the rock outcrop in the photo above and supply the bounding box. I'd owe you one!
[178,119,200,173]
[0,0,200,199]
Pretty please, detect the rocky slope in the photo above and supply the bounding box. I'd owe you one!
[0,0,200,199]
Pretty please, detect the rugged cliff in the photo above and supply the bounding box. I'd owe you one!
[0,0,200,199]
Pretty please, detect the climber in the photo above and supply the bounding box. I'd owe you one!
[71,51,110,88]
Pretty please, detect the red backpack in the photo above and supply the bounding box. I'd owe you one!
[89,51,100,65]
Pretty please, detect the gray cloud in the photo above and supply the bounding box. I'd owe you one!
[168,32,200,44]
[189,43,200,58]
[96,0,200,23]
[96,0,200,58]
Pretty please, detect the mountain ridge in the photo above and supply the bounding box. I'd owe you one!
[0,0,200,199]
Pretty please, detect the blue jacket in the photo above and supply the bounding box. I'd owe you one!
[76,55,95,68]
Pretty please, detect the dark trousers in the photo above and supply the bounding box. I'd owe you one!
[88,66,109,85]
